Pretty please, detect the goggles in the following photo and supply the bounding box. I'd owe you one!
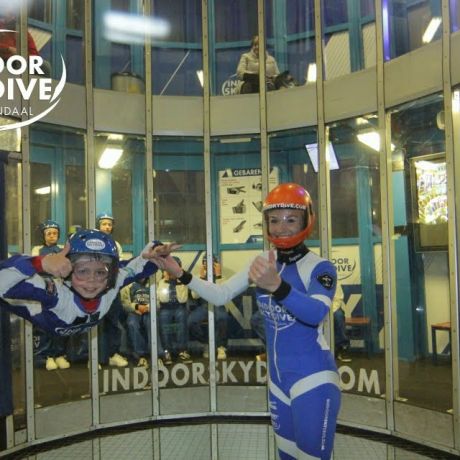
[72,265,109,282]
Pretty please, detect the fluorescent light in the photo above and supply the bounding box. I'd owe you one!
[422,17,441,43]
[306,63,317,83]
[98,147,123,169]
[35,186,50,195]
[357,131,381,151]
[196,70,204,87]
[107,133,124,141]
[357,131,395,152]
[103,11,170,45]
[453,90,460,113]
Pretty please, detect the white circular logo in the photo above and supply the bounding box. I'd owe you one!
[0,29,67,131]
[85,239,106,251]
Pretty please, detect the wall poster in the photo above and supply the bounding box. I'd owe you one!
[219,167,278,244]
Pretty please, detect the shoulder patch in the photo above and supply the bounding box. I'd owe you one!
[317,273,334,290]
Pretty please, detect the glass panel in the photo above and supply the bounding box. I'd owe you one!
[94,134,147,412]
[209,136,268,412]
[390,94,451,411]
[94,1,145,91]
[212,0,258,96]
[328,116,384,399]
[452,0,460,32]
[5,156,25,431]
[152,137,209,415]
[29,124,89,409]
[385,0,442,61]
[322,0,376,79]
[151,0,203,96]
[27,0,53,78]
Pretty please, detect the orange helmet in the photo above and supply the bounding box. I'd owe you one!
[262,183,315,248]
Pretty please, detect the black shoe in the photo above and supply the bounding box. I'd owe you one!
[337,349,352,363]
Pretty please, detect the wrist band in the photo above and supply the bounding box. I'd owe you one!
[178,271,192,285]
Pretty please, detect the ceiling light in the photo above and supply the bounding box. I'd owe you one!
[306,63,317,83]
[35,186,51,195]
[98,147,123,169]
[196,70,204,87]
[357,131,395,152]
[422,17,441,43]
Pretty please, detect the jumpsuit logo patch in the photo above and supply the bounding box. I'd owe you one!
[257,297,295,330]
[317,273,334,290]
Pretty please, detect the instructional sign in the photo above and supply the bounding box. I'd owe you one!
[219,167,278,244]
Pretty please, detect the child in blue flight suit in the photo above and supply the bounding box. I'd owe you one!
[0,228,176,337]
[159,183,341,460]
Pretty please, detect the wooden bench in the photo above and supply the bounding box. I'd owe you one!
[345,316,371,358]
[431,321,451,364]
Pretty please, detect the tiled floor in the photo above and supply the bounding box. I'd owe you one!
[2,423,459,459]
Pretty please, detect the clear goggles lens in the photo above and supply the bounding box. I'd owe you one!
[72,265,109,282]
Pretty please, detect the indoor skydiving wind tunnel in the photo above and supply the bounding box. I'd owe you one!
[1,0,460,458]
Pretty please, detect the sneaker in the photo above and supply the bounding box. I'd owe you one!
[137,357,149,368]
[55,356,70,369]
[109,353,128,367]
[217,346,227,360]
[178,351,192,364]
[202,344,209,359]
[337,349,352,363]
[163,351,173,365]
[45,357,58,371]
[256,352,267,362]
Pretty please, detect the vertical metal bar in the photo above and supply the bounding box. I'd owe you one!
[441,0,460,449]
[314,0,332,346]
[18,0,35,443]
[375,0,396,431]
[144,0,160,422]
[84,0,100,427]
[258,0,270,252]
[201,1,218,432]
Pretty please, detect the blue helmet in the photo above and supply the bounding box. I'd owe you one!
[39,219,60,233]
[39,219,60,244]
[96,212,114,230]
[133,287,150,305]
[68,229,119,287]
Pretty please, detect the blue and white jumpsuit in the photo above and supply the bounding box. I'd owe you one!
[186,248,340,460]
[0,248,160,336]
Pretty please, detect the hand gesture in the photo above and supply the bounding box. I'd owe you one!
[249,250,281,293]
[142,242,183,275]
[137,304,149,315]
[41,243,73,278]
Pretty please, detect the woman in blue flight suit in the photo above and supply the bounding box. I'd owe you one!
[159,183,341,460]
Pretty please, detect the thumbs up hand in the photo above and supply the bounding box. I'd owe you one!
[249,250,281,292]
[41,243,73,278]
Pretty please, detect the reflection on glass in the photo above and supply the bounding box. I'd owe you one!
[151,0,202,96]
[385,0,442,60]
[29,125,89,408]
[322,0,376,79]
[94,2,145,90]
[390,95,452,411]
[327,117,384,398]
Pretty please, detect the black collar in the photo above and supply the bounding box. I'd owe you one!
[276,243,309,265]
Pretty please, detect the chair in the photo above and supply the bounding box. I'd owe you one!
[431,321,451,364]
[345,316,371,358]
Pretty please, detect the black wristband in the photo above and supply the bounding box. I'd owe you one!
[178,270,192,285]
[272,280,291,301]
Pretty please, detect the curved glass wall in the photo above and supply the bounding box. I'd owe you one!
[151,0,203,96]
[29,124,88,412]
[2,0,460,457]
[210,136,268,412]
[328,116,384,398]
[385,0,442,60]
[390,95,452,412]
